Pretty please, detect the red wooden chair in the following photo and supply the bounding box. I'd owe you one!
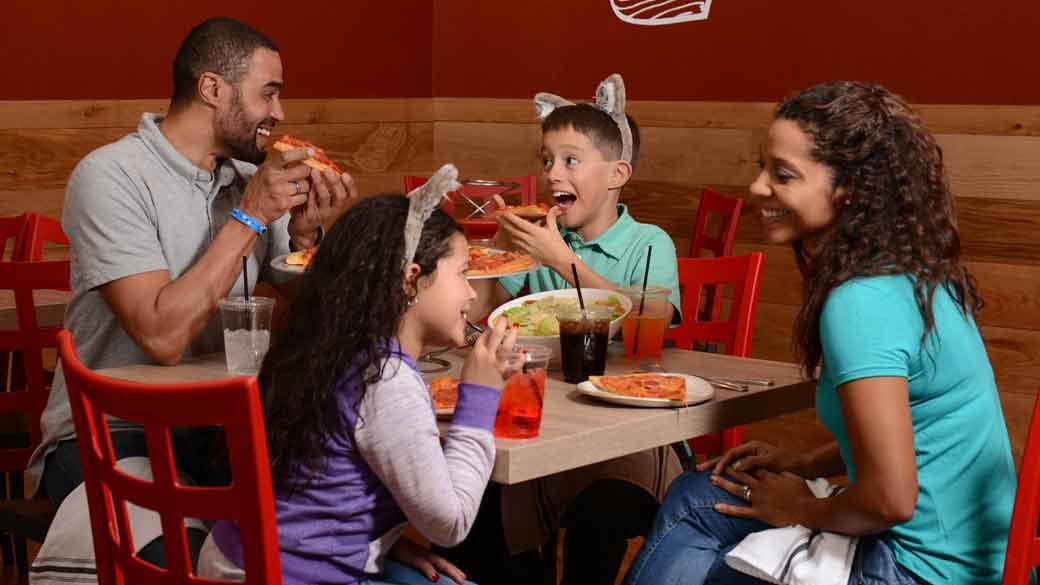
[404,175,538,241]
[668,253,765,455]
[689,188,745,324]
[1003,390,1040,584]
[59,330,281,584]
[689,188,743,259]
[0,259,69,574]
[23,213,70,263]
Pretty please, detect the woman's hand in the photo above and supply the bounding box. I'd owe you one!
[460,316,520,389]
[710,469,818,528]
[698,440,810,478]
[389,537,467,584]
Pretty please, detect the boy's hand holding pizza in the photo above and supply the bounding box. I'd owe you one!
[492,194,576,273]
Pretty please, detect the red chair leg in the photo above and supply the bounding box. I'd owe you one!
[722,426,744,452]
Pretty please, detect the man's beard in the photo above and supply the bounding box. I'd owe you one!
[216,88,268,165]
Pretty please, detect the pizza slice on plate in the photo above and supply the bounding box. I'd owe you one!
[466,248,536,277]
[271,135,343,174]
[588,374,687,401]
[429,377,460,411]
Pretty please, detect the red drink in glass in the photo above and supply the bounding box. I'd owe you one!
[493,345,552,439]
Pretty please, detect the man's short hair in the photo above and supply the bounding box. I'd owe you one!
[171,17,279,109]
[542,104,641,171]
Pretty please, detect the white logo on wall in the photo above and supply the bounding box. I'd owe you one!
[610,0,712,25]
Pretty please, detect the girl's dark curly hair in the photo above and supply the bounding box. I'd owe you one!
[259,194,462,491]
[778,81,983,377]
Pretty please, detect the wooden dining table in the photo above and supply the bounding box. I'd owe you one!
[95,345,815,485]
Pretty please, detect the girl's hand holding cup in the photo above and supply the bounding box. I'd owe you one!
[461,317,520,389]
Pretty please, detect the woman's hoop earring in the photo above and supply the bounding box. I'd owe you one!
[407,295,418,307]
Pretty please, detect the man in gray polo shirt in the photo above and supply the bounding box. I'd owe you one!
[29,16,356,525]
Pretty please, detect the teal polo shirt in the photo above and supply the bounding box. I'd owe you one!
[817,275,1014,584]
[499,204,682,324]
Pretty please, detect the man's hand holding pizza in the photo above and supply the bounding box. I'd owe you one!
[287,166,359,249]
[237,147,313,227]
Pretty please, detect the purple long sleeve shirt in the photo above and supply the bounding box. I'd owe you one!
[212,347,500,584]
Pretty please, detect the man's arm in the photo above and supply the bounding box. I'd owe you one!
[97,148,314,365]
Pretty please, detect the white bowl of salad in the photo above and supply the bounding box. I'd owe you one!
[488,289,632,367]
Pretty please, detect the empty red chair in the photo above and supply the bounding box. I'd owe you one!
[0,258,69,573]
[59,330,281,584]
[689,188,745,323]
[668,253,765,454]
[689,188,743,259]
[1003,390,1040,584]
[405,175,538,241]
[23,213,70,263]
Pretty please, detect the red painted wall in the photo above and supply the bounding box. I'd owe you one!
[1,1,432,99]
[4,1,1038,104]
[433,1,1040,105]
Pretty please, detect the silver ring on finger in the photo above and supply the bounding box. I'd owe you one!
[291,180,301,195]
[742,485,752,502]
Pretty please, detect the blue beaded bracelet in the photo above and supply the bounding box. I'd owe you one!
[230,208,267,235]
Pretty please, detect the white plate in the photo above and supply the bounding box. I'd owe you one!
[270,253,307,275]
[466,247,542,280]
[576,374,714,408]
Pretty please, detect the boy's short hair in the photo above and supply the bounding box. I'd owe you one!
[542,104,641,171]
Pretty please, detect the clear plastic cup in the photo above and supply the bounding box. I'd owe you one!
[557,306,614,383]
[494,345,552,439]
[621,286,672,360]
[218,296,275,375]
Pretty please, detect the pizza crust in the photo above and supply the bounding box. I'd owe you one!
[588,374,687,401]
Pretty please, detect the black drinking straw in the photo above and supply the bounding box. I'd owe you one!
[242,256,250,302]
[632,246,653,357]
[571,263,586,313]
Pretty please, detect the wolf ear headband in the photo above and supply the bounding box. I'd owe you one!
[402,163,461,268]
[533,73,633,162]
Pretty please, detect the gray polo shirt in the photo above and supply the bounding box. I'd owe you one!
[28,113,291,488]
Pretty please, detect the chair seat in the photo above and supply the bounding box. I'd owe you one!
[0,496,56,542]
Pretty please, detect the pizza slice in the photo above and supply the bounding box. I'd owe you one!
[588,374,687,401]
[429,376,460,411]
[285,246,318,267]
[487,203,551,220]
[271,135,343,174]
[467,249,536,277]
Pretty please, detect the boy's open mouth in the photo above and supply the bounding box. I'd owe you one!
[553,191,577,210]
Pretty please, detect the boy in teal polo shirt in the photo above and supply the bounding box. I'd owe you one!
[465,75,684,585]
[474,76,681,327]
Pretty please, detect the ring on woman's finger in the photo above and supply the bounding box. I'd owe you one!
[742,484,752,502]
[291,180,301,195]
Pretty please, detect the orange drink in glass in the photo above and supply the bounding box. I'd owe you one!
[493,345,552,439]
[621,286,672,360]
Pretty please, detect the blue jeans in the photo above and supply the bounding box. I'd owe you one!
[363,559,478,585]
[624,471,923,585]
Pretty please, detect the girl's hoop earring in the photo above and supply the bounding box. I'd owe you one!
[407,295,418,307]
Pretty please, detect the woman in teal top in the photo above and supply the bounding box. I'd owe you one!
[625,81,1015,585]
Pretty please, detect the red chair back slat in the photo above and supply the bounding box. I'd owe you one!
[1003,391,1040,584]
[58,331,282,584]
[404,175,538,241]
[0,259,69,472]
[689,188,743,259]
[667,253,764,454]
[0,213,32,261]
[689,189,745,322]
[23,213,70,262]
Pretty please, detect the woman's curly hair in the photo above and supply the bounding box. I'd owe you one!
[258,194,462,491]
[778,81,983,377]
